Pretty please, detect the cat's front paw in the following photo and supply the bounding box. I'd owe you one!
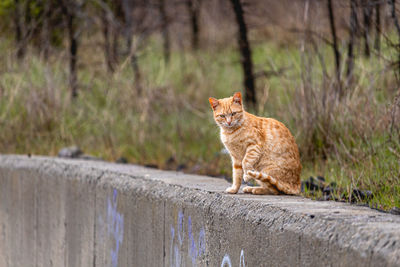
[225,186,239,194]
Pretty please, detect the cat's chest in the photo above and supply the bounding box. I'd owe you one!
[220,133,246,156]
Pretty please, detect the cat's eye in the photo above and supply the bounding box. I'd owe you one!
[219,114,226,118]
[231,112,237,116]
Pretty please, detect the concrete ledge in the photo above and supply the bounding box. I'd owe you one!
[0,155,399,266]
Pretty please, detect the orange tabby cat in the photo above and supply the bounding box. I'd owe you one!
[209,92,301,195]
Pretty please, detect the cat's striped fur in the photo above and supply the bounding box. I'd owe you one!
[209,92,301,195]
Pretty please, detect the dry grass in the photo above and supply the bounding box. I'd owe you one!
[0,34,399,210]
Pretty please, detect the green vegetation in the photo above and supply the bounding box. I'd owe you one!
[0,36,399,210]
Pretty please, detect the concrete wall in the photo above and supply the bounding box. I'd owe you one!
[0,155,399,267]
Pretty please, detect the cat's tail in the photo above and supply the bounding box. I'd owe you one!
[247,170,300,195]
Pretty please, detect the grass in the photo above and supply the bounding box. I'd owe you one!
[0,35,399,211]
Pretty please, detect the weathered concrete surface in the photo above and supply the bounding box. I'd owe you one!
[0,155,399,267]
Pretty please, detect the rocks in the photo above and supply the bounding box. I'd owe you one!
[78,154,102,161]
[58,146,82,158]
[176,164,187,172]
[144,164,158,169]
[164,156,188,172]
[329,181,337,188]
[190,164,202,173]
[389,207,400,215]
[57,146,102,161]
[302,175,374,203]
[348,189,373,202]
[301,176,325,192]
[322,185,335,196]
[321,194,336,201]
[116,157,128,164]
[165,156,176,169]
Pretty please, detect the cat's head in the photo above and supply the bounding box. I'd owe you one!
[209,92,245,129]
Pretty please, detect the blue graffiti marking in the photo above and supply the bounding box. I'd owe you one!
[221,254,232,267]
[106,189,124,267]
[170,226,175,267]
[177,211,184,244]
[188,216,206,266]
[240,249,245,267]
[170,211,206,267]
[198,228,205,256]
[221,250,245,267]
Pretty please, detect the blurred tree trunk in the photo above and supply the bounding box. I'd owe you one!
[112,1,124,68]
[24,0,32,34]
[374,1,381,53]
[327,0,342,95]
[112,28,120,66]
[14,0,25,59]
[41,0,51,59]
[186,0,200,50]
[60,0,79,98]
[100,1,122,72]
[389,0,400,37]
[362,0,372,57]
[229,0,256,108]
[346,0,358,81]
[67,9,78,98]
[389,0,400,79]
[122,0,141,94]
[101,0,115,72]
[158,0,170,63]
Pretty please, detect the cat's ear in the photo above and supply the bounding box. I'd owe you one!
[209,97,219,110]
[233,92,242,105]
